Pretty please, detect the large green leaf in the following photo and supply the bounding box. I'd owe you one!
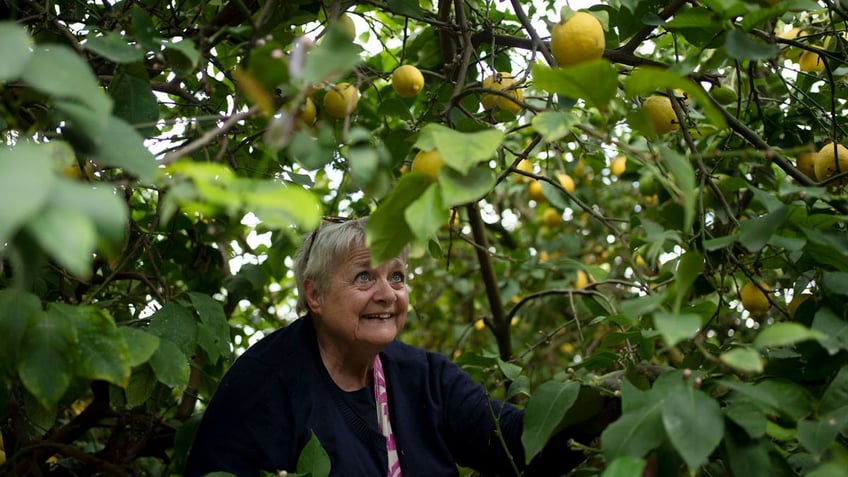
[753,322,825,349]
[530,110,579,142]
[738,206,788,253]
[94,116,158,183]
[532,60,618,109]
[658,146,696,234]
[48,179,129,245]
[601,400,665,461]
[17,306,77,409]
[600,457,647,477]
[811,308,848,355]
[720,347,764,374]
[0,289,42,373]
[522,380,580,463]
[366,173,432,264]
[25,207,98,279]
[147,302,198,358]
[296,431,331,477]
[414,123,504,175]
[0,143,55,245]
[439,164,496,207]
[243,180,322,231]
[189,292,232,366]
[755,378,814,421]
[0,21,33,81]
[819,365,848,414]
[662,385,724,471]
[51,303,131,386]
[670,251,704,313]
[724,401,767,439]
[22,44,112,116]
[725,29,779,61]
[110,67,160,136]
[84,32,146,63]
[120,327,161,367]
[126,365,158,408]
[797,406,848,456]
[149,338,191,389]
[653,312,700,347]
[405,183,448,241]
[302,26,364,85]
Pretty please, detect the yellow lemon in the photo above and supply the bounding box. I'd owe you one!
[788,293,813,318]
[411,149,445,181]
[575,270,590,289]
[474,319,486,331]
[610,155,627,177]
[550,11,606,66]
[528,180,546,202]
[557,172,575,193]
[642,95,679,135]
[298,97,317,126]
[514,159,534,181]
[796,151,817,179]
[336,13,356,39]
[740,282,770,317]
[814,142,848,183]
[542,207,561,227]
[391,65,425,98]
[323,82,360,118]
[798,49,824,72]
[481,72,524,114]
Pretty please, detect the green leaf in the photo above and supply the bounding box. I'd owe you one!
[148,338,191,389]
[22,44,112,116]
[601,399,665,461]
[415,124,504,175]
[439,164,496,207]
[84,32,145,63]
[753,322,825,349]
[531,61,618,109]
[147,302,198,358]
[670,251,704,313]
[807,462,848,477]
[110,67,160,136]
[738,206,788,252]
[130,6,161,52]
[720,347,763,374]
[347,144,380,189]
[662,386,724,471]
[126,365,158,408]
[522,381,581,463]
[531,111,579,143]
[0,21,33,81]
[821,271,848,295]
[0,142,55,245]
[0,289,42,374]
[302,27,364,85]
[619,292,666,325]
[366,173,432,264]
[812,308,848,355]
[51,303,131,386]
[724,401,767,439]
[623,67,726,130]
[189,292,232,366]
[297,431,331,477]
[17,306,77,409]
[25,207,98,279]
[756,378,814,420]
[163,38,201,75]
[244,180,322,231]
[94,116,158,183]
[798,406,848,456]
[120,327,161,367]
[819,365,848,415]
[405,183,448,241]
[725,29,779,61]
[658,146,696,234]
[653,311,701,347]
[48,179,129,245]
[600,457,647,477]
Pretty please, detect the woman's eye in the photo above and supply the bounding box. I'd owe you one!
[354,271,371,283]
[390,271,405,283]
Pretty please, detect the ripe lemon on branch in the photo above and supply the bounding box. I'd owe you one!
[642,95,679,135]
[391,65,425,98]
[481,72,523,114]
[323,82,360,118]
[550,11,605,66]
[740,282,770,317]
[411,149,445,181]
[814,142,848,184]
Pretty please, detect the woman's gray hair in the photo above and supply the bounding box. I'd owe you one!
[293,217,409,315]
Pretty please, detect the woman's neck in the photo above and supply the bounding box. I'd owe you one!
[315,335,375,391]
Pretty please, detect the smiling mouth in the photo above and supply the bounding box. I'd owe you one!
[362,313,394,320]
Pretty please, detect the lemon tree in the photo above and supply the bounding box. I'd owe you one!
[3,1,848,476]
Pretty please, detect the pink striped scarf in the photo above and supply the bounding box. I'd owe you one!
[373,355,402,477]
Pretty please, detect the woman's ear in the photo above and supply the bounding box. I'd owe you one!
[304,278,322,314]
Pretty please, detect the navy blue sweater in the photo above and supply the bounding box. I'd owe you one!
[183,316,582,476]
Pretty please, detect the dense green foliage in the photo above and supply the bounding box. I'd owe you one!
[1,0,848,475]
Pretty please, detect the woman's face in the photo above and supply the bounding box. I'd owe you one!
[306,243,408,352]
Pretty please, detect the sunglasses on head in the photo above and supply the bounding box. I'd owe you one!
[302,216,354,268]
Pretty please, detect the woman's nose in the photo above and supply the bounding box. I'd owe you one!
[372,276,397,303]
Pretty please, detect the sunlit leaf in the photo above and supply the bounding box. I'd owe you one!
[532,61,618,109]
[367,173,432,264]
[414,123,504,175]
[754,322,825,349]
[149,338,190,389]
[624,67,726,129]
[531,111,579,142]
[297,431,331,477]
[0,142,55,245]
[84,31,145,63]
[653,311,700,347]
[720,347,763,374]
[405,183,448,241]
[0,21,33,81]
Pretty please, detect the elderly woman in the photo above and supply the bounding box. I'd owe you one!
[184,217,588,476]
